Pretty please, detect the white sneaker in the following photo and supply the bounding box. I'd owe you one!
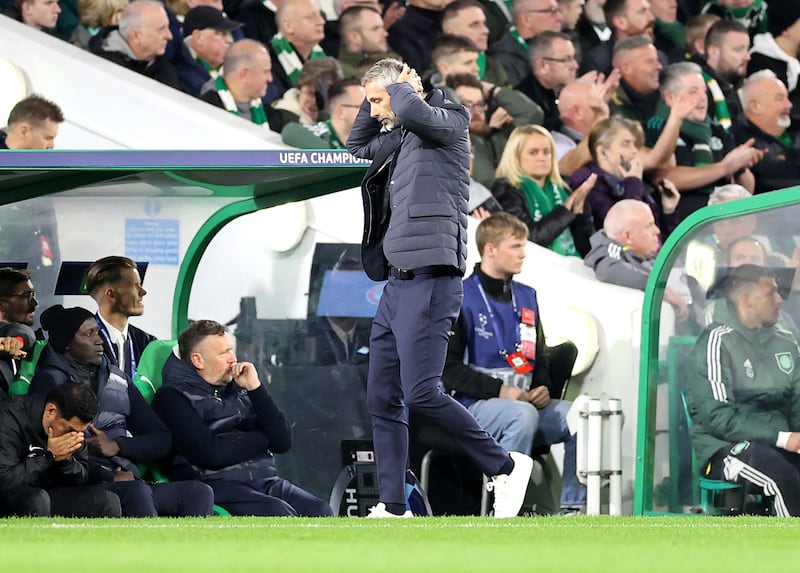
[488,451,533,518]
[366,502,413,518]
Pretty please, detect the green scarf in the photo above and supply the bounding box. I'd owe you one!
[653,99,714,167]
[214,76,268,126]
[271,33,326,86]
[197,56,219,79]
[325,119,344,149]
[477,51,486,80]
[702,71,731,131]
[508,26,529,51]
[519,177,578,257]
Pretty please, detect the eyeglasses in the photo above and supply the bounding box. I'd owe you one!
[462,102,488,111]
[1,291,37,303]
[542,55,577,64]
[526,7,561,15]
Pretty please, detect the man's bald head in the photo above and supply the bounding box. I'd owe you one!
[604,199,661,258]
[742,71,793,137]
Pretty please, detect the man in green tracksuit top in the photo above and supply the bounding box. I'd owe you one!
[685,264,800,517]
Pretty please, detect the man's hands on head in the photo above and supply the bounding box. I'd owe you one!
[396,64,423,94]
[47,427,84,462]
[231,362,262,391]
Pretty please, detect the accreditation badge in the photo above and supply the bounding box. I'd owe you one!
[520,307,537,360]
[506,352,533,374]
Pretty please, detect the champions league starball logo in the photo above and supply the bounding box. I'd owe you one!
[475,313,492,340]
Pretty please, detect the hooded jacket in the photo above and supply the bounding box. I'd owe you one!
[584,229,655,291]
[89,26,179,89]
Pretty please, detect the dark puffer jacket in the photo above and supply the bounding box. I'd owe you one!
[348,84,470,279]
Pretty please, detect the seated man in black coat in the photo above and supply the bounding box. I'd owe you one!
[30,305,214,518]
[0,384,121,517]
[152,319,333,517]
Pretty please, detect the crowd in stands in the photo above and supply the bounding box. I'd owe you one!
[5,0,800,517]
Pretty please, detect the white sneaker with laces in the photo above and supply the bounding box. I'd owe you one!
[488,451,533,518]
[366,502,413,518]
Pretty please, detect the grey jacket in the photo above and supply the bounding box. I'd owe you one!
[584,229,654,291]
[348,84,470,279]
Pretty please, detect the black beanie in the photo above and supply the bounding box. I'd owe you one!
[40,305,96,353]
[767,0,800,38]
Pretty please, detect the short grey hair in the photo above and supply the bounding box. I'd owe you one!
[742,69,780,106]
[707,183,751,206]
[118,0,163,39]
[660,61,703,98]
[361,58,403,88]
[612,34,653,67]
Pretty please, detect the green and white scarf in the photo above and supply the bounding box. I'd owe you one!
[477,51,486,80]
[271,32,326,86]
[652,99,714,167]
[197,56,220,80]
[215,76,268,126]
[519,176,578,257]
[702,71,731,131]
[508,26,529,51]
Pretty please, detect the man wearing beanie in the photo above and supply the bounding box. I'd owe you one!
[29,305,215,518]
[748,0,800,127]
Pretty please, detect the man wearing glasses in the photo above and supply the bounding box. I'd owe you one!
[517,31,580,132]
[0,268,38,398]
[487,0,564,86]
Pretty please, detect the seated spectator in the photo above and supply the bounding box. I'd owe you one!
[447,73,543,189]
[0,384,122,518]
[645,62,760,220]
[608,35,663,126]
[441,0,508,86]
[516,31,579,133]
[337,5,393,78]
[683,12,720,61]
[584,199,689,320]
[553,78,612,176]
[281,76,365,149]
[0,268,36,399]
[650,0,684,60]
[683,263,800,517]
[152,319,333,516]
[201,39,282,131]
[701,0,766,38]
[3,0,61,33]
[736,71,800,195]
[746,0,800,126]
[691,19,749,132]
[442,212,586,514]
[163,0,243,62]
[568,116,680,237]
[0,324,34,400]
[487,0,564,87]
[425,34,482,90]
[175,5,241,98]
[492,124,597,257]
[268,0,327,101]
[69,0,128,50]
[270,57,343,132]
[321,0,405,58]
[558,0,585,54]
[573,0,611,60]
[89,0,178,89]
[30,305,215,517]
[86,256,156,378]
[0,95,63,150]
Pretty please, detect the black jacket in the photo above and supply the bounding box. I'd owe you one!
[89,27,179,89]
[734,120,800,195]
[0,321,36,398]
[30,345,171,482]
[0,393,88,491]
[95,314,157,380]
[514,73,560,132]
[491,178,594,257]
[152,355,291,485]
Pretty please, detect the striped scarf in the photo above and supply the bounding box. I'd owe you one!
[508,27,529,51]
[214,76,268,125]
[271,33,325,86]
[651,99,713,167]
[702,71,731,131]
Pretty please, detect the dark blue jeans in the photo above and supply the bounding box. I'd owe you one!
[367,273,510,506]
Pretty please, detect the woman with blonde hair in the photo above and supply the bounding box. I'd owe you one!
[69,0,129,49]
[492,124,597,257]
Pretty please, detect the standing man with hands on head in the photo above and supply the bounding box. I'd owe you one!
[347,58,533,519]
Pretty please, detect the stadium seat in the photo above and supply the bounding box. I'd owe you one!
[133,339,178,404]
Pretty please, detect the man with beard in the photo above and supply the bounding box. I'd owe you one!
[447,73,543,189]
[691,19,750,132]
[347,58,533,518]
[0,269,37,398]
[86,257,156,380]
[735,71,800,195]
[337,5,394,78]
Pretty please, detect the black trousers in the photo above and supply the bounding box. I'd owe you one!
[708,441,800,517]
[97,480,215,517]
[210,478,333,517]
[0,485,121,517]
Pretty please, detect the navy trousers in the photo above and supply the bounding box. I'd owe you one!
[367,273,510,506]
[209,478,334,517]
[99,480,215,517]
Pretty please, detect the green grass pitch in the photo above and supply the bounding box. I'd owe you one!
[1,515,798,572]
